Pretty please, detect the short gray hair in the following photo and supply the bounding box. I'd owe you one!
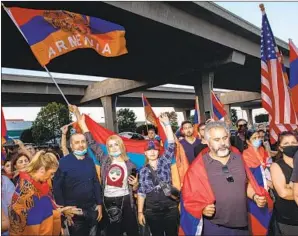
[205,121,230,141]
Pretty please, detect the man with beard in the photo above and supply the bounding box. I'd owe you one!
[230,119,248,153]
[179,121,201,164]
[182,121,267,235]
[194,122,208,157]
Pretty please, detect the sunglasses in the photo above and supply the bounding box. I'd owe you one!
[238,124,247,128]
[222,165,234,183]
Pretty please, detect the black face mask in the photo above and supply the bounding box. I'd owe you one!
[282,145,298,158]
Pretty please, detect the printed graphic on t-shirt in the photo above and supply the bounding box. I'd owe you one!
[106,164,125,188]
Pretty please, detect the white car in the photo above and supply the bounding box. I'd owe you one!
[118,132,145,140]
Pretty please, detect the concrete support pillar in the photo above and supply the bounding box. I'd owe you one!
[224,104,231,118]
[101,96,118,132]
[174,108,191,121]
[194,72,214,122]
[185,110,191,120]
[244,109,253,127]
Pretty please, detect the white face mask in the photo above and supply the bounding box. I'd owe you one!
[110,151,121,158]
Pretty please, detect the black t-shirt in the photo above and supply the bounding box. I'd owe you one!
[194,143,208,157]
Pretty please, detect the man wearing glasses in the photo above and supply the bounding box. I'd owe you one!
[182,121,267,235]
[230,119,248,153]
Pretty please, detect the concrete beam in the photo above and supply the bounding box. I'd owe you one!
[2,82,85,96]
[81,78,149,103]
[175,108,191,121]
[105,1,289,66]
[101,96,118,132]
[219,91,261,105]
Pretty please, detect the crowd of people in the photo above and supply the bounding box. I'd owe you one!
[1,104,298,236]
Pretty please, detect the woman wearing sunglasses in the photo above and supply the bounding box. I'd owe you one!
[270,131,298,235]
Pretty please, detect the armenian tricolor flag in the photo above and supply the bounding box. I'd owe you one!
[243,146,273,235]
[211,91,227,120]
[180,149,272,236]
[193,96,201,138]
[289,39,298,113]
[141,95,189,185]
[9,172,61,236]
[6,7,127,66]
[141,94,167,143]
[83,115,182,189]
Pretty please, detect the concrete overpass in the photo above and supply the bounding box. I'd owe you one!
[2,1,275,129]
[1,72,261,122]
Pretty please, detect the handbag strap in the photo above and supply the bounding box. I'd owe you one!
[103,196,124,216]
[147,164,163,188]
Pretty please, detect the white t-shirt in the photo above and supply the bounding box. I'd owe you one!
[104,160,129,197]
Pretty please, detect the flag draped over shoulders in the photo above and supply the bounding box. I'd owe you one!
[180,150,272,236]
[83,115,182,188]
[9,172,61,236]
[7,7,127,66]
[243,146,273,236]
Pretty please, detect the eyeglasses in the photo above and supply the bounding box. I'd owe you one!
[222,165,234,183]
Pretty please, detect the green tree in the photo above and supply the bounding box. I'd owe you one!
[255,113,269,123]
[189,114,195,124]
[32,102,71,144]
[230,109,238,126]
[20,128,34,143]
[117,108,137,132]
[165,111,179,132]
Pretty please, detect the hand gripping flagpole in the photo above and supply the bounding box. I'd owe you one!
[2,3,70,105]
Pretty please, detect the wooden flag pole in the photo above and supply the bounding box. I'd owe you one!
[2,3,70,105]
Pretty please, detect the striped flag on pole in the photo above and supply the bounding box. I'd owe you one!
[289,39,298,114]
[211,91,227,120]
[260,5,297,143]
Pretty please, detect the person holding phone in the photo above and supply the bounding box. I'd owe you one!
[9,151,78,236]
[137,113,179,236]
[71,105,139,236]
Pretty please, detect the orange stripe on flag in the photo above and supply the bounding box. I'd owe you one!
[31,30,127,66]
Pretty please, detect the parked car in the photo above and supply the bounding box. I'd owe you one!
[118,132,145,140]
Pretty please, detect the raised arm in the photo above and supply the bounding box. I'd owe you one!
[60,125,70,156]
[69,105,105,163]
[14,139,32,159]
[159,113,176,162]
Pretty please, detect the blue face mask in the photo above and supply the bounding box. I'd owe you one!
[73,149,87,156]
[110,151,121,158]
[252,139,262,148]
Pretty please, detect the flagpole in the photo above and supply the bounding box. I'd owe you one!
[2,3,70,105]
[141,94,149,134]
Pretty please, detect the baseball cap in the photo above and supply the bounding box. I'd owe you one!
[144,140,160,151]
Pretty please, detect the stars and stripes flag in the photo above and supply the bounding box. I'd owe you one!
[260,5,297,143]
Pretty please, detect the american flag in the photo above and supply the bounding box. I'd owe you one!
[260,6,297,143]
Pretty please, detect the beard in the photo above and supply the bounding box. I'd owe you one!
[185,132,193,137]
[212,145,230,157]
